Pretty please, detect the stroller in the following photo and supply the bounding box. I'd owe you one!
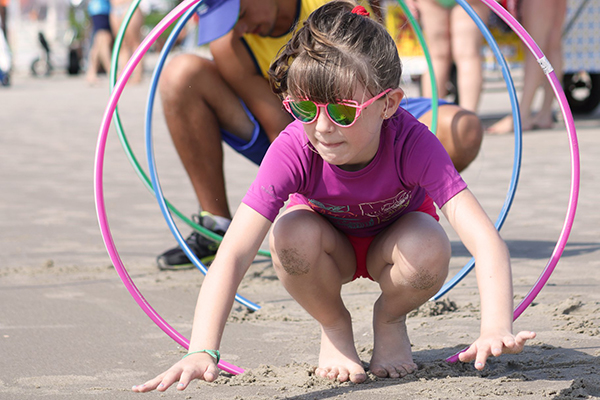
[0,15,10,86]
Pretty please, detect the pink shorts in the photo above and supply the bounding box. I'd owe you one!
[348,195,439,281]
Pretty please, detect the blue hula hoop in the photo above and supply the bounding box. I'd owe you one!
[432,0,523,299]
[145,3,260,312]
[145,0,521,302]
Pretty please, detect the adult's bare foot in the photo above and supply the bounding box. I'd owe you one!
[315,316,367,383]
[370,309,417,378]
[531,112,554,130]
[86,73,99,86]
[486,114,535,135]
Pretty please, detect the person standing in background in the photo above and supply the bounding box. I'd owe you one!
[404,0,490,113]
[487,0,567,134]
[0,0,9,85]
[86,0,113,84]
[0,0,7,41]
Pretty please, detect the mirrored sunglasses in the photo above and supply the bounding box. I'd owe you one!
[282,89,391,127]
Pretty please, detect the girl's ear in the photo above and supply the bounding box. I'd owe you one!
[382,88,405,119]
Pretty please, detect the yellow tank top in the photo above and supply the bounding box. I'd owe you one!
[242,0,371,78]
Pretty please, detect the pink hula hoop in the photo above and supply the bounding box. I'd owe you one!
[93,0,244,375]
[93,0,579,371]
[447,0,580,362]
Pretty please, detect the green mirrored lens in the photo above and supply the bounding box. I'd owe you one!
[327,104,356,126]
[289,101,318,122]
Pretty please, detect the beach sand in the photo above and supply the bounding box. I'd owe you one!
[1,72,599,399]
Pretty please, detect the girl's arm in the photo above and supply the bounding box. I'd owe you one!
[133,203,272,392]
[440,189,535,370]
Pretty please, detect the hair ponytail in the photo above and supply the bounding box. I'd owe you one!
[269,0,402,102]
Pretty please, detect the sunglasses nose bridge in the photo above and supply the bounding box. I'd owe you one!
[315,105,338,130]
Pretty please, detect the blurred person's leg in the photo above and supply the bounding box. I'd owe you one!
[155,53,262,269]
[158,54,257,220]
[95,30,113,77]
[110,1,143,82]
[518,0,556,129]
[0,4,7,43]
[418,0,452,99]
[86,32,101,83]
[87,14,112,84]
[449,0,489,112]
[122,7,143,83]
[532,0,566,129]
[488,0,566,134]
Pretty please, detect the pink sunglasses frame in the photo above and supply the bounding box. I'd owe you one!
[282,88,392,128]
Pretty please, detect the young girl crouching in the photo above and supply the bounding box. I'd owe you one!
[133,0,535,392]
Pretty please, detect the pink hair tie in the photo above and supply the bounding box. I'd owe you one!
[351,5,370,16]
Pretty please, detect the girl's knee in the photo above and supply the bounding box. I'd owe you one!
[405,267,445,291]
[406,241,450,290]
[273,247,311,276]
[391,219,451,291]
[270,211,324,276]
[271,211,322,243]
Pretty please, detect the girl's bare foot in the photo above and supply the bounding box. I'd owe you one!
[315,316,367,383]
[370,309,417,378]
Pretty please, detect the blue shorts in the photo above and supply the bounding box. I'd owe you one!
[91,14,111,35]
[224,97,449,166]
[400,97,450,119]
[221,100,271,165]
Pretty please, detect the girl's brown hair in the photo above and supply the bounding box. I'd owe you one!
[269,0,402,103]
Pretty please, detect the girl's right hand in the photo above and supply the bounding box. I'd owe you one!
[131,352,220,392]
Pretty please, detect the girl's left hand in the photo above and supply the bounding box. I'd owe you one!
[458,330,536,370]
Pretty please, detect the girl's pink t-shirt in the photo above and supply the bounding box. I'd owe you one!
[242,108,467,237]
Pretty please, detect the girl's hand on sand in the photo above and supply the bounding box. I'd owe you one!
[458,330,536,370]
[131,353,219,392]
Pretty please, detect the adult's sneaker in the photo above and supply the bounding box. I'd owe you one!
[156,212,225,271]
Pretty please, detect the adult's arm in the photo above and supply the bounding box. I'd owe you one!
[210,34,293,142]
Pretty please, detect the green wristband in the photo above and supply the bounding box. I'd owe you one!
[182,349,220,364]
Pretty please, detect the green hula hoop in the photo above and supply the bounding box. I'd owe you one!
[109,1,438,258]
[395,0,439,134]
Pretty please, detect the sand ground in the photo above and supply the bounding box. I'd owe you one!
[1,66,600,400]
